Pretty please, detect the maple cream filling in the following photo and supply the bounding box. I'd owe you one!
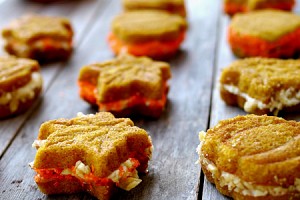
[222,84,300,113]
[0,72,42,112]
[197,131,300,197]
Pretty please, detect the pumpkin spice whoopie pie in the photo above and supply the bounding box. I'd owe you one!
[0,56,43,118]
[30,112,153,200]
[2,14,73,63]
[224,0,295,16]
[220,57,300,115]
[122,0,186,17]
[108,10,187,60]
[198,114,300,200]
[78,54,171,118]
[228,10,300,58]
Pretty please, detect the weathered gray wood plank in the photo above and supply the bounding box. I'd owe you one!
[0,0,45,156]
[202,1,300,199]
[0,0,110,157]
[0,0,219,199]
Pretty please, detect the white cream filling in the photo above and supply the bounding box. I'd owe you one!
[0,72,42,112]
[197,131,300,197]
[222,84,300,113]
[32,139,46,148]
[7,38,70,57]
[32,137,150,191]
[30,159,142,191]
[76,112,96,118]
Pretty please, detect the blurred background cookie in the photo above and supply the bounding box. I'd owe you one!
[219,57,300,115]
[228,10,300,58]
[2,14,73,63]
[122,0,186,17]
[224,0,295,16]
[108,10,187,60]
[78,54,171,118]
[0,56,43,118]
[198,114,300,200]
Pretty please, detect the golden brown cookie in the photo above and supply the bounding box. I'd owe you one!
[220,57,300,115]
[31,112,153,200]
[198,114,300,200]
[78,54,171,118]
[2,14,73,62]
[0,56,43,118]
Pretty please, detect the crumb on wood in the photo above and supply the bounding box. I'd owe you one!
[29,184,38,191]
[11,180,22,184]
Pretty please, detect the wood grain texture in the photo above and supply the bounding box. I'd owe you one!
[201,1,300,200]
[0,0,220,200]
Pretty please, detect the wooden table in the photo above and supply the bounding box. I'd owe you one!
[1,0,300,199]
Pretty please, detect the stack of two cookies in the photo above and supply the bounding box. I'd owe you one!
[109,0,187,60]
[0,15,74,118]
